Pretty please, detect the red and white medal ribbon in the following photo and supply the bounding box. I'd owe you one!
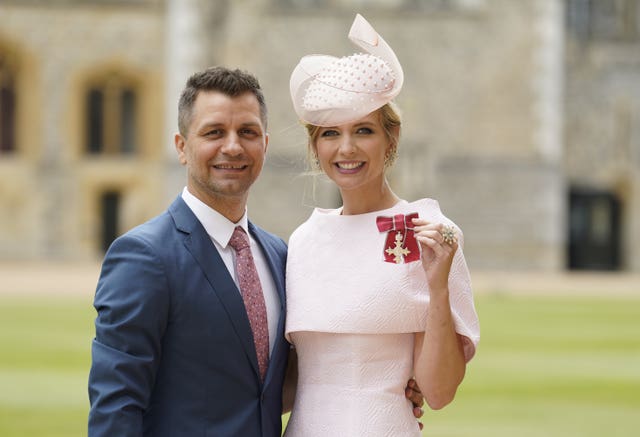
[376,213,420,264]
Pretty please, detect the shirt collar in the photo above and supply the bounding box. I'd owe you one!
[181,187,249,248]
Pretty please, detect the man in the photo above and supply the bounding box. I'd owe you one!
[89,67,288,436]
[88,66,423,436]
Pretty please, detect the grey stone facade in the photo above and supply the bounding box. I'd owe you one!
[0,0,638,272]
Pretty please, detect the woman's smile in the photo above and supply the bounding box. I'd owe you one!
[335,161,365,172]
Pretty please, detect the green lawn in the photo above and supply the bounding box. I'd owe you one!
[0,294,94,437]
[1,292,638,436]
[418,293,640,436]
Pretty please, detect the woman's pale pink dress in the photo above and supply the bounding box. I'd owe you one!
[284,199,480,437]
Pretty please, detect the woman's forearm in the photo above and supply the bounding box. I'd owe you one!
[414,288,466,410]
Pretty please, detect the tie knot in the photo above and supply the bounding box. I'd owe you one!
[229,226,250,251]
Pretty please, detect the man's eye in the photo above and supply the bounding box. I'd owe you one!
[241,128,258,136]
[206,129,222,136]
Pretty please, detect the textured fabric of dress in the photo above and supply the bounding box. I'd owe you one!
[284,199,480,437]
[229,226,269,381]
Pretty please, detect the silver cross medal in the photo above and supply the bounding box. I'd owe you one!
[385,232,410,264]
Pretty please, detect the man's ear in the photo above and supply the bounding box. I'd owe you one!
[175,133,187,165]
[264,132,269,153]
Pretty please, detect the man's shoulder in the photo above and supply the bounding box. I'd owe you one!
[122,196,191,239]
[112,206,181,253]
[128,208,173,234]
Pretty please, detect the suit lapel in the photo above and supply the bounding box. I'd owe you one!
[169,197,261,380]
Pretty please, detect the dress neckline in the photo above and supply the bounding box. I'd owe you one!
[316,199,410,218]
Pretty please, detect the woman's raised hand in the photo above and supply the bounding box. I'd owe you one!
[412,218,458,293]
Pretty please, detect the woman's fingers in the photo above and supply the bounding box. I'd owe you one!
[412,219,458,249]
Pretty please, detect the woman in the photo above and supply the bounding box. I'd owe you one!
[284,15,480,436]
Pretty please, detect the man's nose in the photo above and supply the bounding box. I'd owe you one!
[220,133,243,155]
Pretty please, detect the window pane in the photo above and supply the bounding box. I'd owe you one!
[0,54,15,153]
[568,0,640,41]
[120,89,136,154]
[589,0,639,40]
[0,84,15,153]
[279,0,327,7]
[86,89,104,154]
[566,0,592,40]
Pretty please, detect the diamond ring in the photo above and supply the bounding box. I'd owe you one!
[440,225,457,246]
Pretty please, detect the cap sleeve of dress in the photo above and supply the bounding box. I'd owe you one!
[445,227,480,362]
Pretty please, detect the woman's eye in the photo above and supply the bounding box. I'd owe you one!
[320,130,339,137]
[357,127,373,134]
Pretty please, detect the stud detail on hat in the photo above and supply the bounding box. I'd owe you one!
[302,53,396,111]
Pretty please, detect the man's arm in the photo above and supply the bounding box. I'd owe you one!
[282,347,298,414]
[88,235,170,437]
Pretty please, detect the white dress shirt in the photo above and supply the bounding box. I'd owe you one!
[181,187,281,355]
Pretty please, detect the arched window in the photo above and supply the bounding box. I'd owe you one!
[85,73,138,155]
[0,52,16,154]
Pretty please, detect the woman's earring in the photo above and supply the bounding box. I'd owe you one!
[312,153,321,171]
[384,146,398,170]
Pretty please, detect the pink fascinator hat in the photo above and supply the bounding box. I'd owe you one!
[290,14,404,127]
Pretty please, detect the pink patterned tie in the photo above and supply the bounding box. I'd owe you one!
[228,226,269,381]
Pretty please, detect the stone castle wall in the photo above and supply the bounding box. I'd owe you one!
[1,0,638,272]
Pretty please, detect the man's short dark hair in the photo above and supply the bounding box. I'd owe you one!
[178,66,268,136]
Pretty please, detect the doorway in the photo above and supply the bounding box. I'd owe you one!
[568,188,621,270]
[101,190,120,253]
